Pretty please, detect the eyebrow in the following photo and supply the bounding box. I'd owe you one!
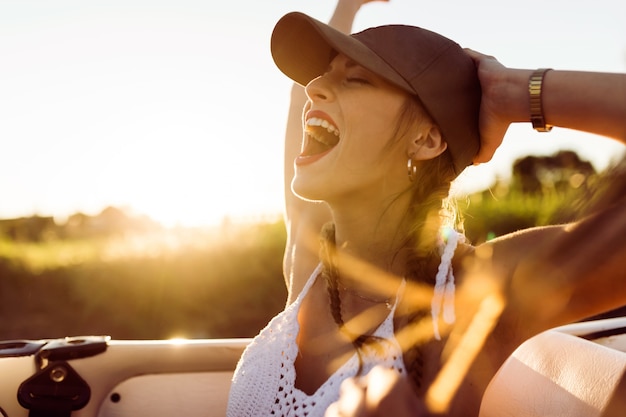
[341,55,361,70]
[323,55,371,77]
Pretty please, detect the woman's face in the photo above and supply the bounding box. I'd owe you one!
[292,54,415,207]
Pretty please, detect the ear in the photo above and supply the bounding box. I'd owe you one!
[407,125,447,161]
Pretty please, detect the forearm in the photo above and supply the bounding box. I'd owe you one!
[328,0,363,33]
[502,68,626,141]
[542,70,626,141]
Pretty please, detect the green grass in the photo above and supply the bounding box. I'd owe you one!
[458,185,587,243]
[0,221,288,340]
[0,236,104,273]
[0,169,605,340]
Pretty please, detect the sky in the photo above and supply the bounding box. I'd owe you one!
[1,0,625,227]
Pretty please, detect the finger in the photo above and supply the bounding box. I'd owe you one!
[363,366,399,404]
[464,48,501,73]
[324,402,343,417]
[473,124,508,164]
[473,146,497,164]
[463,47,480,59]
[330,378,367,417]
[463,48,492,59]
[464,48,485,65]
[363,367,428,416]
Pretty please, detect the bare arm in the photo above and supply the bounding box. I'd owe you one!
[465,49,626,163]
[460,49,626,329]
[482,195,626,335]
[282,0,386,301]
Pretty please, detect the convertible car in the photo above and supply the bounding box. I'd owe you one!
[0,317,625,417]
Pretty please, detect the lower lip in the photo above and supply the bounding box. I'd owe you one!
[295,149,333,166]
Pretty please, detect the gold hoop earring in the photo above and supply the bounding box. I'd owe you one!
[407,158,418,182]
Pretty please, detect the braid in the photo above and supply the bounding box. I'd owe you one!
[320,222,343,327]
[319,222,374,375]
[403,319,426,389]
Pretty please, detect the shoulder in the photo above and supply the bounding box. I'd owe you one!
[453,225,570,293]
[459,225,567,273]
[454,225,581,339]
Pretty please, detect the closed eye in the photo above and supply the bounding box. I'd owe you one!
[346,77,370,85]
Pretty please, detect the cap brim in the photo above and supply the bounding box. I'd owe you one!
[271,12,414,94]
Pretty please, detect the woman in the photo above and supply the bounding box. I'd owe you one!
[227,1,626,416]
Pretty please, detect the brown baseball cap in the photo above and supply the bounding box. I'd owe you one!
[271,12,481,175]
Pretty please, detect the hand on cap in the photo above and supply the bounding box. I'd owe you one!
[464,48,521,164]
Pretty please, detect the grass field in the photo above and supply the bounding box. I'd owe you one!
[0,221,288,340]
[1,157,615,340]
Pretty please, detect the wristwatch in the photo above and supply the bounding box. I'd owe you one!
[529,68,553,132]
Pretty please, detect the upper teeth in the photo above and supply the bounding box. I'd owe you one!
[306,117,340,137]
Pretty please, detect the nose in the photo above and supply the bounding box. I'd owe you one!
[304,74,335,103]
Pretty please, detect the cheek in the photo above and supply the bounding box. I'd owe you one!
[347,112,401,161]
[340,133,405,182]
[339,92,407,167]
[339,130,387,170]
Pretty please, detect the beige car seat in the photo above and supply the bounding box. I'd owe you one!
[480,317,626,417]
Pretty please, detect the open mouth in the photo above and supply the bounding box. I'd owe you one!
[302,117,340,156]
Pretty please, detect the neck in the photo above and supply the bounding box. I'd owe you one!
[327,194,413,295]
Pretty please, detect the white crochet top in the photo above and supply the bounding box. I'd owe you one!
[226,264,407,417]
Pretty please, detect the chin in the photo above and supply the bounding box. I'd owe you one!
[291,176,328,203]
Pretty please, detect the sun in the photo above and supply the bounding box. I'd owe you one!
[116,146,284,228]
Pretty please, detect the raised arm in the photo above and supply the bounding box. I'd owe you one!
[282,0,387,300]
[462,50,626,335]
[466,49,626,163]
